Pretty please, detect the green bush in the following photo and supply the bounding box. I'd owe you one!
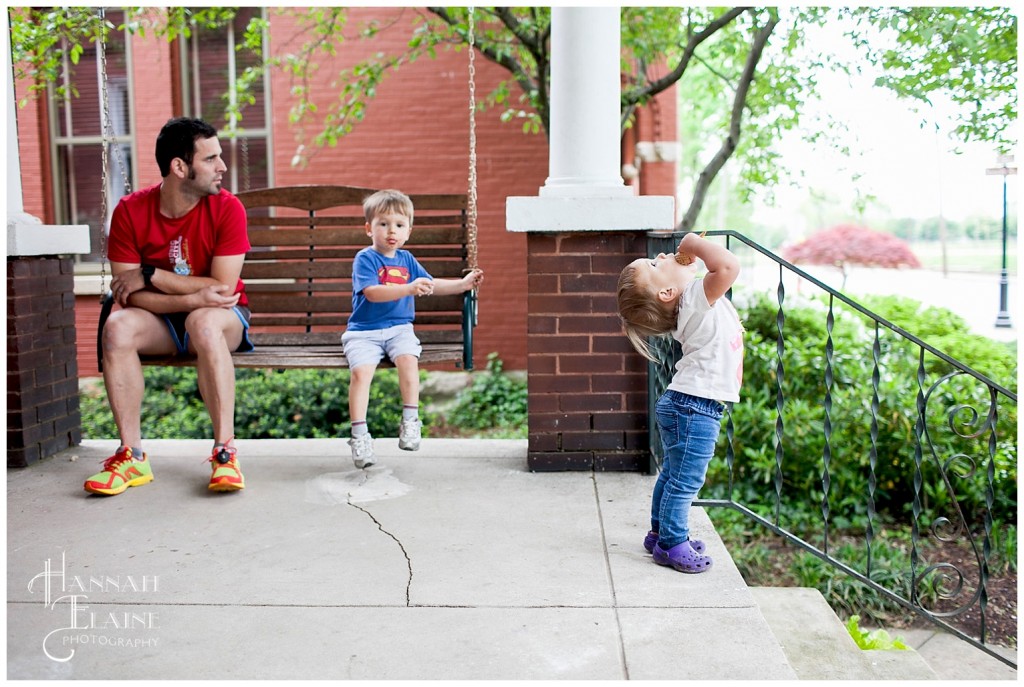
[79,356,532,441]
[81,367,433,440]
[860,295,1018,388]
[447,353,527,431]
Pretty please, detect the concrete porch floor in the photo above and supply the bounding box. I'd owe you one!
[7,438,1016,680]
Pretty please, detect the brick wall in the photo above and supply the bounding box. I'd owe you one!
[7,257,82,467]
[131,20,178,191]
[15,7,677,400]
[14,76,50,222]
[525,231,650,471]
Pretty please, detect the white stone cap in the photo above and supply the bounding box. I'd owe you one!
[7,215,91,257]
[506,195,675,232]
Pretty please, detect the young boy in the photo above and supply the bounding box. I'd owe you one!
[343,189,484,468]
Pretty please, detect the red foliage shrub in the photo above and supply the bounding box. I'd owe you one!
[783,224,921,270]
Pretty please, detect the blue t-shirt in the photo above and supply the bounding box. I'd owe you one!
[348,247,433,331]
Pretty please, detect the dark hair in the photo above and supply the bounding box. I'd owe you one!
[155,118,218,177]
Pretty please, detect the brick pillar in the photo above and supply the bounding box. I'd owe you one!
[7,257,82,467]
[526,231,650,471]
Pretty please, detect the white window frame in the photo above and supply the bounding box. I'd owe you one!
[49,19,136,277]
[179,7,273,192]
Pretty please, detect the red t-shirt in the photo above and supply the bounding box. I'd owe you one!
[107,184,250,307]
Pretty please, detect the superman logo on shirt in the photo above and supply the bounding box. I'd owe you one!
[377,265,410,286]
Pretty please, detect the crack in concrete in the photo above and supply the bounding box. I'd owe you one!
[347,473,412,606]
[591,472,629,680]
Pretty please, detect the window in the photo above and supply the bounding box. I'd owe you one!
[49,9,134,266]
[47,7,273,270]
[179,7,272,194]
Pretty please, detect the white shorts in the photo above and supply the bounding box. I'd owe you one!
[341,324,422,368]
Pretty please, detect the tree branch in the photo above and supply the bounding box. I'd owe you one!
[493,6,541,54]
[626,6,750,105]
[492,6,548,128]
[534,7,551,46]
[621,103,637,133]
[427,7,539,100]
[677,10,779,231]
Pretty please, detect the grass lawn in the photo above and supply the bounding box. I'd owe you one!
[910,239,1017,274]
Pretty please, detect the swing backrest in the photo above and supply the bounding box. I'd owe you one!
[96,184,477,371]
[236,185,475,367]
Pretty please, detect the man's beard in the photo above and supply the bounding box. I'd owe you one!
[187,166,220,194]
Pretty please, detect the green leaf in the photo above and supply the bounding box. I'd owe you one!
[845,615,910,651]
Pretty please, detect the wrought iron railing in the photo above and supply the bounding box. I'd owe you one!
[646,230,1017,669]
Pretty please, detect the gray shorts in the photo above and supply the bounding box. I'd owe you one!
[341,324,422,368]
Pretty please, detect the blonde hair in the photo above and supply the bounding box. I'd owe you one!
[363,189,414,225]
[617,263,677,361]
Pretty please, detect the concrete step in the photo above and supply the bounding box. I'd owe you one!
[594,478,797,678]
[751,586,937,680]
[896,628,1017,680]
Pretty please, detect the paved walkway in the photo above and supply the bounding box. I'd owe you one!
[8,439,794,680]
[7,439,1016,679]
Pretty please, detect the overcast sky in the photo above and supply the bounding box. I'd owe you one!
[751,14,1017,231]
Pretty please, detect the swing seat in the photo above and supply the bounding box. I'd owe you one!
[96,185,478,371]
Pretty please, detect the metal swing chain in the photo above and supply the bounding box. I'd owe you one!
[97,9,132,298]
[466,7,479,273]
[98,9,110,297]
[241,136,251,192]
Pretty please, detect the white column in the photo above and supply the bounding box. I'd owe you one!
[506,6,674,232]
[541,6,630,197]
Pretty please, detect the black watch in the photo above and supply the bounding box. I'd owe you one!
[141,264,155,288]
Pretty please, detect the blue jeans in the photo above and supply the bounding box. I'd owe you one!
[651,390,724,550]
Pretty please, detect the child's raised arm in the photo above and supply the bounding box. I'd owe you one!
[678,233,739,305]
[431,268,484,296]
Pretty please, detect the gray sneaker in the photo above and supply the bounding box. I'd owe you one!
[348,433,375,469]
[398,418,422,451]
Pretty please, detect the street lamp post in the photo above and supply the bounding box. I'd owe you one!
[986,155,1016,328]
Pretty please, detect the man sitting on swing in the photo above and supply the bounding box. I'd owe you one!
[84,117,254,496]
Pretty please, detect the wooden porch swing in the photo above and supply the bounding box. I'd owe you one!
[97,9,481,371]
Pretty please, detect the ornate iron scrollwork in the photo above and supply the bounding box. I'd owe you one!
[912,371,1000,634]
[645,230,1015,668]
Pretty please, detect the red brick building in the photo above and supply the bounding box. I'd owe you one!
[13,7,676,378]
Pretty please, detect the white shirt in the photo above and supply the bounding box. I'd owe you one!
[667,278,745,403]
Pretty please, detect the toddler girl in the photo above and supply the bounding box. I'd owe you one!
[616,232,743,573]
